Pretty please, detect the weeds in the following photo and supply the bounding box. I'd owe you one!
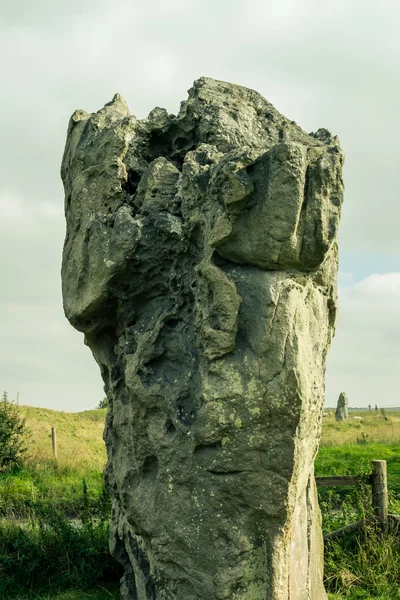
[324,523,400,599]
[320,462,400,599]
[0,478,122,598]
[356,432,369,445]
[0,460,104,518]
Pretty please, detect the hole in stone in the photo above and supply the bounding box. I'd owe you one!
[165,318,178,329]
[194,441,222,456]
[142,455,158,483]
[170,157,184,171]
[173,136,189,151]
[169,277,179,293]
[165,419,176,436]
[124,169,141,196]
[176,399,196,426]
[209,315,221,330]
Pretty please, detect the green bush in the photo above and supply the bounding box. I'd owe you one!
[0,392,27,472]
[96,397,108,410]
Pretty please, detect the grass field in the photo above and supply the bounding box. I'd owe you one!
[22,405,107,468]
[1,404,399,599]
[13,588,119,600]
[317,410,400,515]
[321,409,400,446]
[0,406,107,519]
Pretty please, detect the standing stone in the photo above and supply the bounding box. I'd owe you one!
[335,392,348,421]
[61,78,344,600]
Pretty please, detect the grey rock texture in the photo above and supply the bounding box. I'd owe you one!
[335,392,349,422]
[61,77,344,600]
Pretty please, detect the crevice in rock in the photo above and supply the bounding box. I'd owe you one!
[194,441,222,457]
[123,168,142,197]
[127,532,157,600]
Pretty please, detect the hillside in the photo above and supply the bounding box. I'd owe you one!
[18,405,400,461]
[19,405,107,470]
[15,405,400,492]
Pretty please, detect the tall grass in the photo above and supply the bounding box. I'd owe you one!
[2,404,399,599]
[324,523,400,599]
[318,441,400,599]
[0,480,122,598]
[1,406,107,518]
[0,461,105,518]
[13,590,119,600]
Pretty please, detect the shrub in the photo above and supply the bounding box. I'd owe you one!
[96,397,108,410]
[0,392,27,472]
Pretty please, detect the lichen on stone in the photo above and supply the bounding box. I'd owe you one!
[61,77,344,599]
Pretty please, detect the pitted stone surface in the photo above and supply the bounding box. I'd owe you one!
[61,77,344,599]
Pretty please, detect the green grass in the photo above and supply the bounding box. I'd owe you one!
[317,412,400,599]
[0,406,121,599]
[328,590,397,600]
[1,404,399,599]
[21,406,107,469]
[324,522,400,599]
[0,406,107,518]
[0,461,105,518]
[315,442,400,520]
[0,497,122,598]
[12,587,119,599]
[316,442,400,490]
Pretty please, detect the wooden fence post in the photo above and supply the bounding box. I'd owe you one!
[371,460,388,530]
[51,427,58,459]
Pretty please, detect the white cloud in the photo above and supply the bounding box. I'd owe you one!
[326,273,400,408]
[0,300,103,411]
[0,0,399,411]
[36,201,63,218]
[0,193,24,220]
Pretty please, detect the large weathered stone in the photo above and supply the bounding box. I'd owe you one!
[61,77,344,599]
[335,392,348,422]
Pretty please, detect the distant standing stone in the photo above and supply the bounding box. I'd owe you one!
[336,392,349,421]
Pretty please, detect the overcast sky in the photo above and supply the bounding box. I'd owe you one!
[0,0,399,412]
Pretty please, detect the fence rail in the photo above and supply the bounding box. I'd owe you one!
[316,460,389,537]
[315,475,359,487]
